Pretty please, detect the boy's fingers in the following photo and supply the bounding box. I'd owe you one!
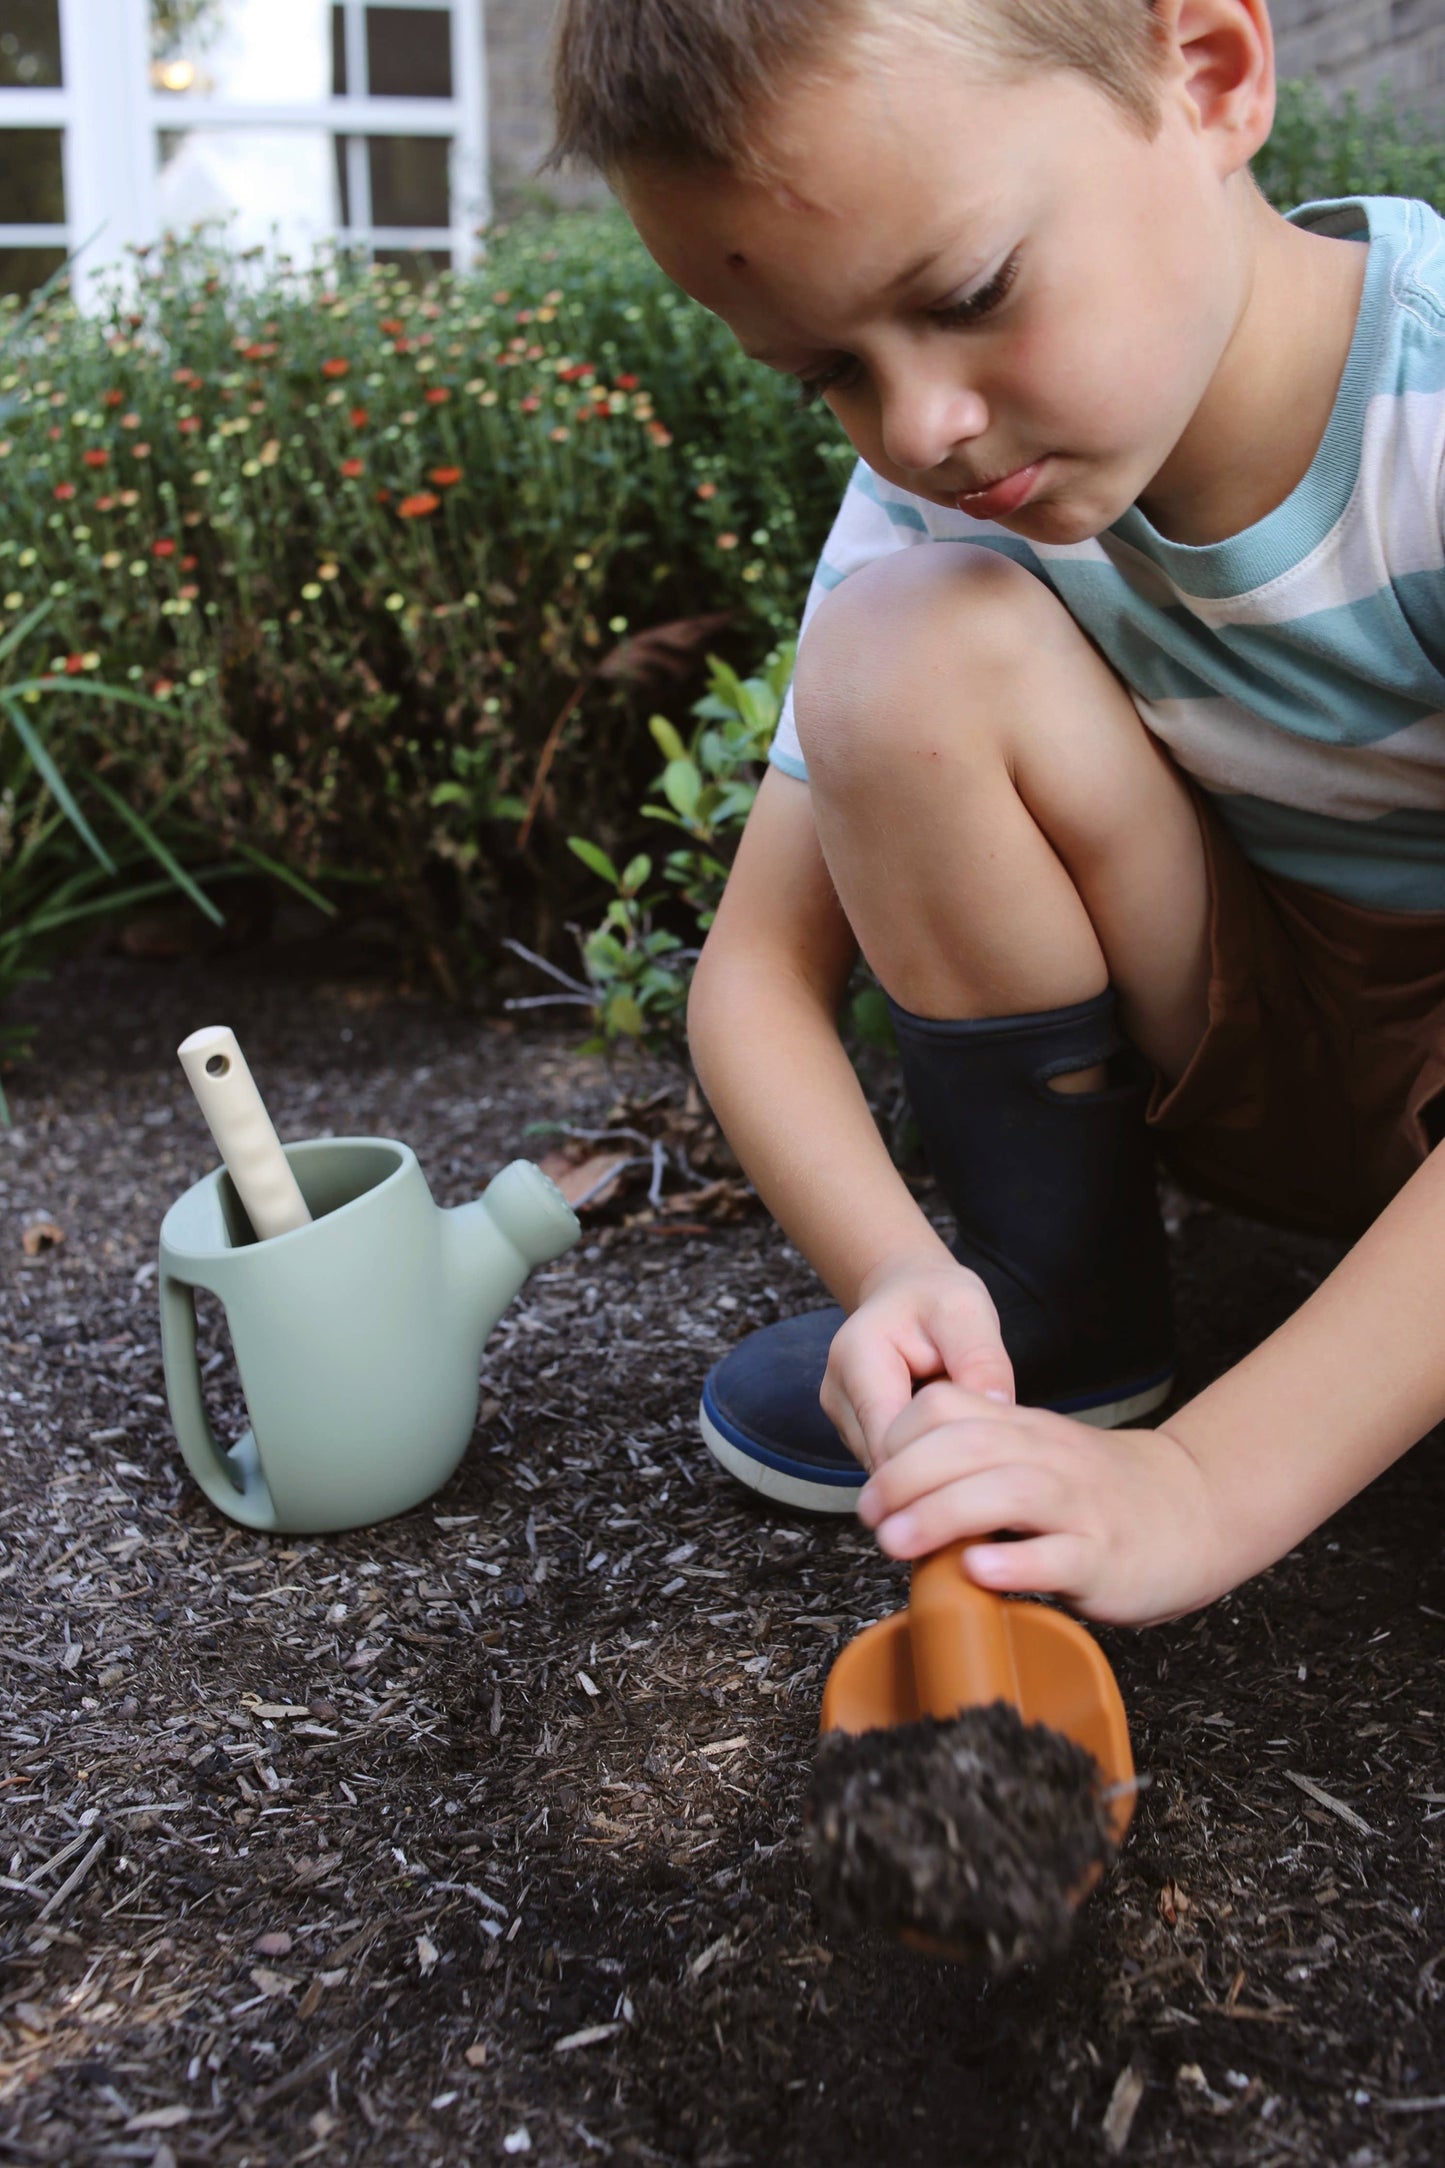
[925,1310,1015,1406]
[867,1463,1065,1558]
[857,1422,1015,1522]
[879,1379,1016,1458]
[964,1533,1092,1603]
[822,1338,915,1467]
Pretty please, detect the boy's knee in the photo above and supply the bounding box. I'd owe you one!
[792,546,1068,780]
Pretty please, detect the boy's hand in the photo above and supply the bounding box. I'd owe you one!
[855,1381,1229,1627]
[819,1252,1015,1473]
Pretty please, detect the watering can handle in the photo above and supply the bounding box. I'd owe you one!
[159,1271,281,1532]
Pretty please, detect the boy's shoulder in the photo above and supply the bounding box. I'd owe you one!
[1289,194,1445,351]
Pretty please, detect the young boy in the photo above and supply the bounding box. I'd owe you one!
[551,0,1445,1628]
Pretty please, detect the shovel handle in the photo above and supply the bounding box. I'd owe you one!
[908,1545,1022,1720]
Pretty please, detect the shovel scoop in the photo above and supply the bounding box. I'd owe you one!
[811,1545,1135,1962]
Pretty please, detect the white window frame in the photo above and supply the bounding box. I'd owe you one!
[0,0,489,307]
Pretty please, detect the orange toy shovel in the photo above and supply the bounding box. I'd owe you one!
[821,1544,1137,1857]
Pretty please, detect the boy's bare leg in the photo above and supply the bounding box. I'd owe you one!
[793,545,1212,1086]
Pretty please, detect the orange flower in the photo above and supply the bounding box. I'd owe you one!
[151,538,176,558]
[428,465,462,487]
[53,481,76,501]
[716,532,739,550]
[102,388,125,408]
[697,481,718,500]
[178,415,201,434]
[397,490,440,519]
[646,421,674,447]
[424,386,450,405]
[519,393,541,414]
[340,456,365,478]
[616,373,640,391]
[82,448,109,467]
[380,316,404,336]
[63,653,85,674]
[321,357,349,378]
[348,405,368,428]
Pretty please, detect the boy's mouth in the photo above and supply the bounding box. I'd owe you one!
[952,459,1047,518]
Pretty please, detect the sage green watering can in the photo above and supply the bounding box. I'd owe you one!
[158,1138,579,1533]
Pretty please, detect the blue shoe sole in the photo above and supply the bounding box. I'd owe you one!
[699,1364,1176,1515]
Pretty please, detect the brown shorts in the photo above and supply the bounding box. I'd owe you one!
[1146,791,1445,1241]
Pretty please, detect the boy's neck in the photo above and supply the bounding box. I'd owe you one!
[1136,190,1368,549]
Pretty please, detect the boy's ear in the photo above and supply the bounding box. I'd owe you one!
[1157,0,1276,173]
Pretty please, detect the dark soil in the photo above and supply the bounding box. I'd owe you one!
[1,941,1443,2168]
[807,1706,1113,1971]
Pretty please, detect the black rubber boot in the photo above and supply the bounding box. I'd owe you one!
[886,987,1175,1416]
[699,988,1174,1513]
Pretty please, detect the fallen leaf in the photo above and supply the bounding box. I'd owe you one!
[464,2042,488,2068]
[21,1219,64,1256]
[249,1966,297,1998]
[536,1149,631,1210]
[254,1931,293,1957]
[416,1934,439,1976]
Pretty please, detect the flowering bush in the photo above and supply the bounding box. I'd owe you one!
[0,215,852,982]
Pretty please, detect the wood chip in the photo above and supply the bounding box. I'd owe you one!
[553,2022,623,2053]
[1284,1770,1377,1836]
[1101,2064,1145,2156]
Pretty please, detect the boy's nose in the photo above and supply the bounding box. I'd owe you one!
[879,380,988,480]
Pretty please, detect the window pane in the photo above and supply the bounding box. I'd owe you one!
[368,134,448,226]
[0,243,65,299]
[151,0,333,101]
[366,7,451,98]
[331,0,346,93]
[157,126,343,254]
[0,128,64,224]
[0,0,62,88]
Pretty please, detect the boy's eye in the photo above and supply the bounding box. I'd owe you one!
[931,250,1021,328]
[789,251,1022,408]
[793,356,863,409]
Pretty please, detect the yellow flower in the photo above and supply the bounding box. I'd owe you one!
[2,590,20,609]
[101,550,122,570]
[301,581,322,600]
[241,458,261,476]
[573,552,594,571]
[317,562,339,581]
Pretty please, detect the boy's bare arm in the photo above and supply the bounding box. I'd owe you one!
[689,768,950,1303]
[858,1143,1445,1623]
[689,771,1016,1452]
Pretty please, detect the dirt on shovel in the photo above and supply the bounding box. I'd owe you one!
[806,1701,1118,1972]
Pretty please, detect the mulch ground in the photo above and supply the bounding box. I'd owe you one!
[1,941,1442,2168]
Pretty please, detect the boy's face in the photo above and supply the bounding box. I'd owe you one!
[619,41,1251,544]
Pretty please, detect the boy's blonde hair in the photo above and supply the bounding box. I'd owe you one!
[551,0,1173,176]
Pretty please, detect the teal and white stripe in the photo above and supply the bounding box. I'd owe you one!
[772,194,1445,913]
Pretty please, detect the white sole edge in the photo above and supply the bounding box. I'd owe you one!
[698,1372,1175,1514]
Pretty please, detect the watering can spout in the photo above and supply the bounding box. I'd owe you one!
[443,1160,581,1349]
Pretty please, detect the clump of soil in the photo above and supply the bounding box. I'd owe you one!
[807,1703,1116,1972]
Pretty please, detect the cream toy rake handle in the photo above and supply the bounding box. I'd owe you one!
[177,1025,312,1241]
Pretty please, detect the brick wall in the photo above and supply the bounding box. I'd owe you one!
[1272,0,1445,116]
[483,0,1445,208]
[485,0,606,210]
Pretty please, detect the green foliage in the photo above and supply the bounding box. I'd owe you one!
[0,217,848,980]
[564,645,792,1043]
[1254,80,1445,216]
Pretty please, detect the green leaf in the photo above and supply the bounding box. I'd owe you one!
[227,840,338,917]
[849,983,897,1052]
[87,775,226,927]
[429,780,473,807]
[661,757,701,820]
[620,852,652,896]
[0,692,116,873]
[568,836,620,886]
[605,989,646,1037]
[648,713,687,762]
